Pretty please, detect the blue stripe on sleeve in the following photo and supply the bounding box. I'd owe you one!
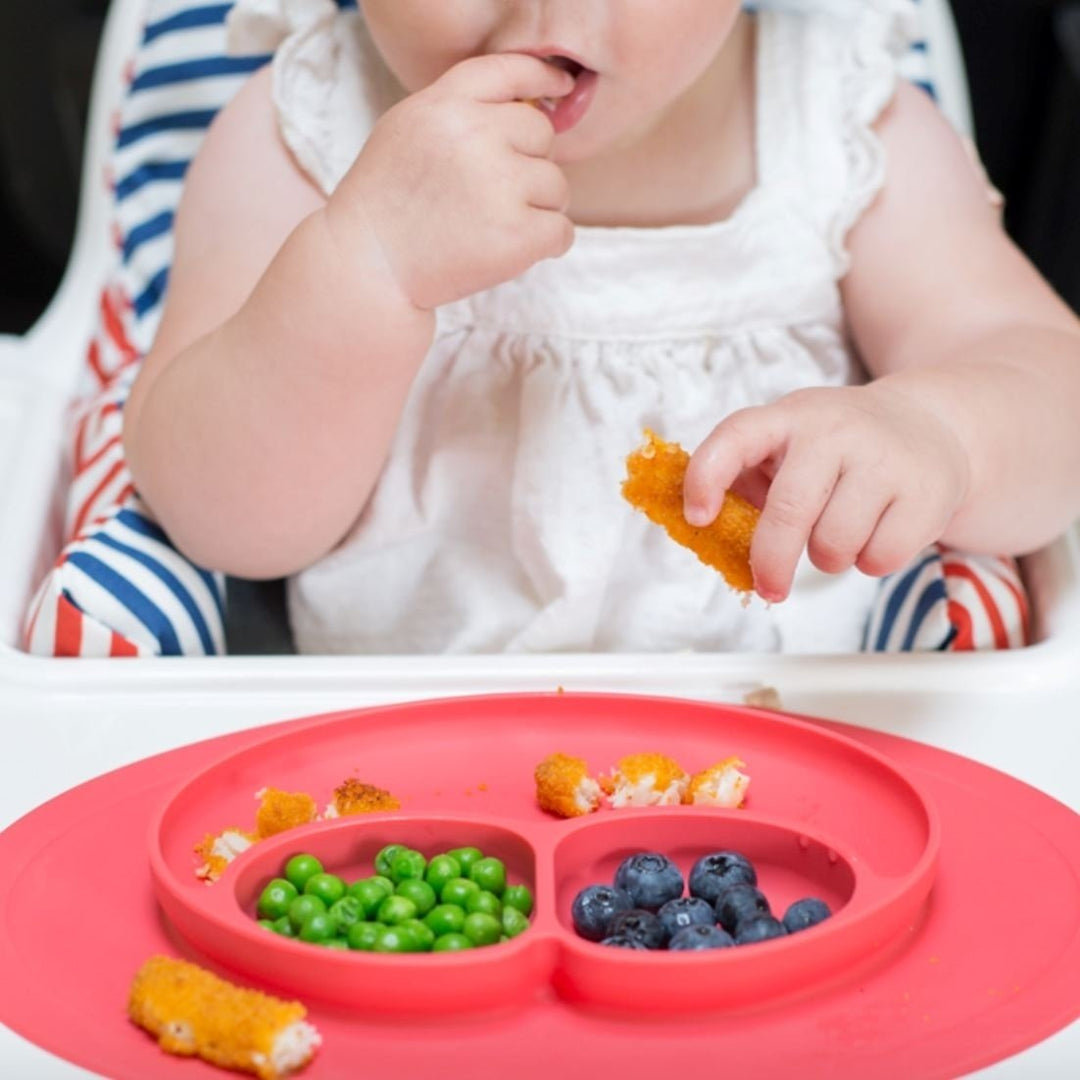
[900,577,948,651]
[93,533,217,654]
[133,267,170,317]
[115,160,190,201]
[123,211,175,262]
[116,509,226,621]
[117,110,220,149]
[873,551,940,651]
[66,552,182,655]
[143,4,232,44]
[131,54,269,93]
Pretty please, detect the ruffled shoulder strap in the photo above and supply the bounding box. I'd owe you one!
[755,0,919,277]
[227,0,403,196]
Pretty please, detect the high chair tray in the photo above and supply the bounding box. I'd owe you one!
[1,693,1078,1080]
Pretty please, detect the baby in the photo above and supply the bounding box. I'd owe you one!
[118,0,1080,655]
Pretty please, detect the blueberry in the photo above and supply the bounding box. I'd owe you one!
[600,933,651,949]
[607,908,666,950]
[668,924,736,951]
[571,884,634,942]
[734,915,787,945]
[715,883,771,934]
[688,851,757,906]
[657,896,716,942]
[613,852,684,911]
[782,897,832,934]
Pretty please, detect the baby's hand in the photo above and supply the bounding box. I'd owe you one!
[683,384,972,602]
[328,54,576,311]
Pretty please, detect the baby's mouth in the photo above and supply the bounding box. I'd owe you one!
[536,54,590,111]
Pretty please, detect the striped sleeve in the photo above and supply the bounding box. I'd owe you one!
[863,545,1031,652]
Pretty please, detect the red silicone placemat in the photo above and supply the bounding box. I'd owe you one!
[1,693,1078,1080]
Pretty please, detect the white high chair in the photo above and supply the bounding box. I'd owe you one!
[0,5,1077,1076]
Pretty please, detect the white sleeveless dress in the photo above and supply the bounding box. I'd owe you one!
[227,0,918,655]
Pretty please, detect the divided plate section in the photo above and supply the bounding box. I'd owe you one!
[153,815,559,1015]
[551,809,935,1012]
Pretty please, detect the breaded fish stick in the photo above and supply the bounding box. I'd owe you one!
[128,956,320,1079]
[622,430,760,593]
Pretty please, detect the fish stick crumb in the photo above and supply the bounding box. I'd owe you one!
[684,757,751,808]
[535,753,603,818]
[323,778,401,818]
[254,789,318,839]
[622,430,759,593]
[606,753,689,807]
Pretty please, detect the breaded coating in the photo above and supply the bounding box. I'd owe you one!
[684,757,751,808]
[128,956,320,1080]
[254,788,318,839]
[195,829,257,883]
[534,753,603,818]
[622,430,760,593]
[607,752,689,807]
[324,778,401,818]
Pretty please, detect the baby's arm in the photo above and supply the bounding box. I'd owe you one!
[125,57,574,578]
[684,82,1080,601]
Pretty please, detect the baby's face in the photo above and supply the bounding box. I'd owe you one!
[359,0,744,162]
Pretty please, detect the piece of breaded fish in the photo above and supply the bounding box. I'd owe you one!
[253,788,319,839]
[604,752,689,807]
[323,778,401,818]
[683,757,751,808]
[622,430,760,593]
[535,752,603,818]
[128,956,320,1080]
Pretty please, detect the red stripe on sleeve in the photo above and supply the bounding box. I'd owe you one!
[943,563,1008,650]
[54,595,84,657]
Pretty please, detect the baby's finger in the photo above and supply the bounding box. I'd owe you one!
[684,408,786,526]
[527,207,576,260]
[856,498,941,578]
[443,52,576,106]
[751,452,841,602]
[525,160,571,212]
[503,102,560,157]
[807,473,892,575]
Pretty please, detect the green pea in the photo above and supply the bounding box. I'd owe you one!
[347,922,383,951]
[376,894,418,926]
[468,857,507,897]
[502,906,530,938]
[257,918,276,931]
[501,884,534,917]
[257,877,299,920]
[298,911,336,943]
[424,903,467,938]
[271,915,295,937]
[395,878,437,917]
[304,872,346,907]
[433,932,473,952]
[462,912,502,947]
[284,853,323,892]
[373,924,421,953]
[348,877,393,918]
[389,849,428,884]
[446,847,483,876]
[424,854,462,896]
[374,844,408,878]
[328,895,364,934]
[399,918,436,951]
[466,890,502,918]
[321,937,351,950]
[287,894,327,932]
[440,877,480,908]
